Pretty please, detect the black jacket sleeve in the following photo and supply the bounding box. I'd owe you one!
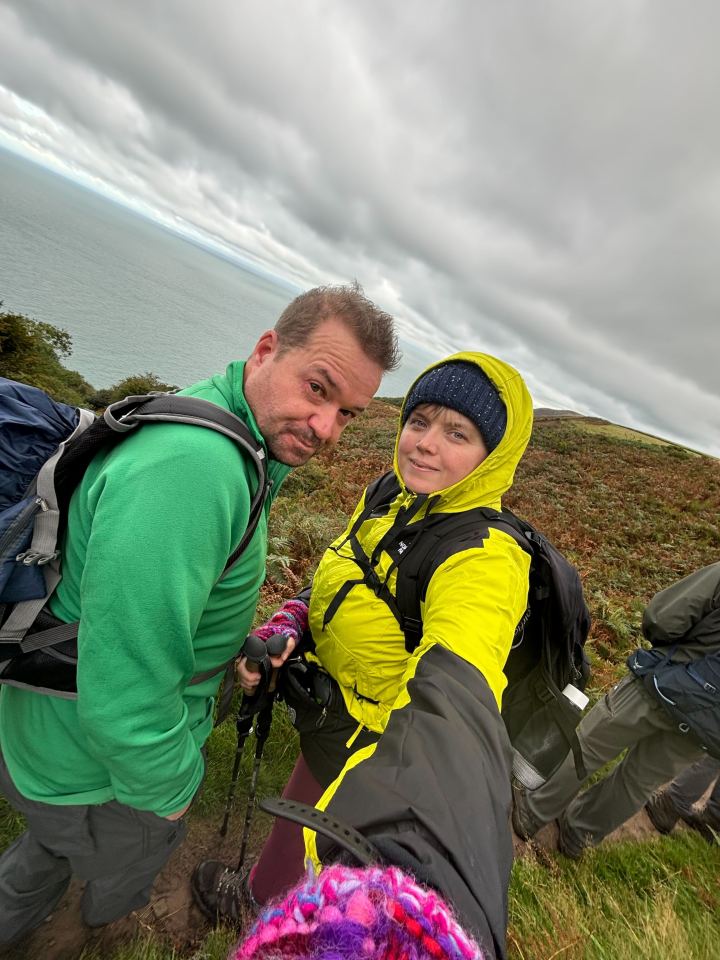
[642,562,720,649]
[315,644,514,960]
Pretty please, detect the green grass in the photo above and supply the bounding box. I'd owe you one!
[508,834,720,959]
[568,419,705,457]
[76,927,236,959]
[0,793,25,848]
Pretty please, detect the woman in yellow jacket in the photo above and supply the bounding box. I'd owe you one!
[194,353,533,959]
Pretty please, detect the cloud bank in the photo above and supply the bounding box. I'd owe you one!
[0,0,718,453]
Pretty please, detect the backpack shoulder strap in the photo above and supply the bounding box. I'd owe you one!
[359,470,400,516]
[335,470,400,550]
[105,393,269,575]
[319,471,402,628]
[395,506,533,653]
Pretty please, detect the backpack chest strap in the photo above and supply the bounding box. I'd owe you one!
[322,493,429,631]
[322,534,403,629]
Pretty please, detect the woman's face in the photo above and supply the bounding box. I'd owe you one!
[397,403,489,494]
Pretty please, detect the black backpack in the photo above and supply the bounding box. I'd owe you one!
[322,471,592,786]
[0,377,269,702]
[628,646,720,759]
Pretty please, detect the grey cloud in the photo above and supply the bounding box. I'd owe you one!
[0,0,718,454]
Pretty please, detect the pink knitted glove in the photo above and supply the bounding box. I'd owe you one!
[250,598,308,649]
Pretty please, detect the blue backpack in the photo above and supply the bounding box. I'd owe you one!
[628,646,720,758]
[0,377,268,699]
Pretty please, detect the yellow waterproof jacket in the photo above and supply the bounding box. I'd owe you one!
[308,351,534,731]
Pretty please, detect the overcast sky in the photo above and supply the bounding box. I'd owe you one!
[0,1,718,455]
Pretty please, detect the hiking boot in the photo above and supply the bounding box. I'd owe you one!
[684,811,720,844]
[556,813,586,861]
[645,790,680,834]
[511,778,544,840]
[191,860,259,924]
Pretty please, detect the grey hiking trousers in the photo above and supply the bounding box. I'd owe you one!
[666,754,720,821]
[0,752,186,945]
[525,674,706,850]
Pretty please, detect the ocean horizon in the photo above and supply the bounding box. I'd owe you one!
[0,147,424,396]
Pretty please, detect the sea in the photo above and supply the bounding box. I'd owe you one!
[0,147,416,395]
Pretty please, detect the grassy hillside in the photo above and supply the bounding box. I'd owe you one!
[1,402,719,959]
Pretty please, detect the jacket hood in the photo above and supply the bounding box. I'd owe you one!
[393,352,533,512]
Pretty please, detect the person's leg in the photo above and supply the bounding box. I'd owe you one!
[76,801,186,926]
[667,756,720,816]
[249,754,324,904]
[0,832,74,944]
[646,755,720,833]
[704,770,720,823]
[1,759,190,936]
[523,676,652,825]
[0,753,90,944]
[563,707,705,850]
[683,763,720,839]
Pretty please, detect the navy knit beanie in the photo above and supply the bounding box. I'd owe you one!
[402,361,507,452]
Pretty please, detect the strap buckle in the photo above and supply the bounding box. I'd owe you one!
[259,797,378,866]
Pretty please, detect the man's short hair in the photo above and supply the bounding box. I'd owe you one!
[275,282,400,372]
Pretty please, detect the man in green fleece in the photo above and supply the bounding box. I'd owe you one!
[0,284,398,944]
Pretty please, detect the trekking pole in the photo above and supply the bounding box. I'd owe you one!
[219,633,286,839]
[237,694,274,870]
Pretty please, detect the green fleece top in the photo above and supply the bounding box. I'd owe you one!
[0,362,290,815]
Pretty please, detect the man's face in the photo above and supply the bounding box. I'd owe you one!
[244,317,383,466]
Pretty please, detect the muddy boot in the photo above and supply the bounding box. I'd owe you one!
[511,779,544,841]
[645,790,680,835]
[190,861,259,925]
[556,813,587,861]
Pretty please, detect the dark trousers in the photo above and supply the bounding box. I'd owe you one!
[525,675,706,848]
[666,755,720,822]
[0,753,186,944]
